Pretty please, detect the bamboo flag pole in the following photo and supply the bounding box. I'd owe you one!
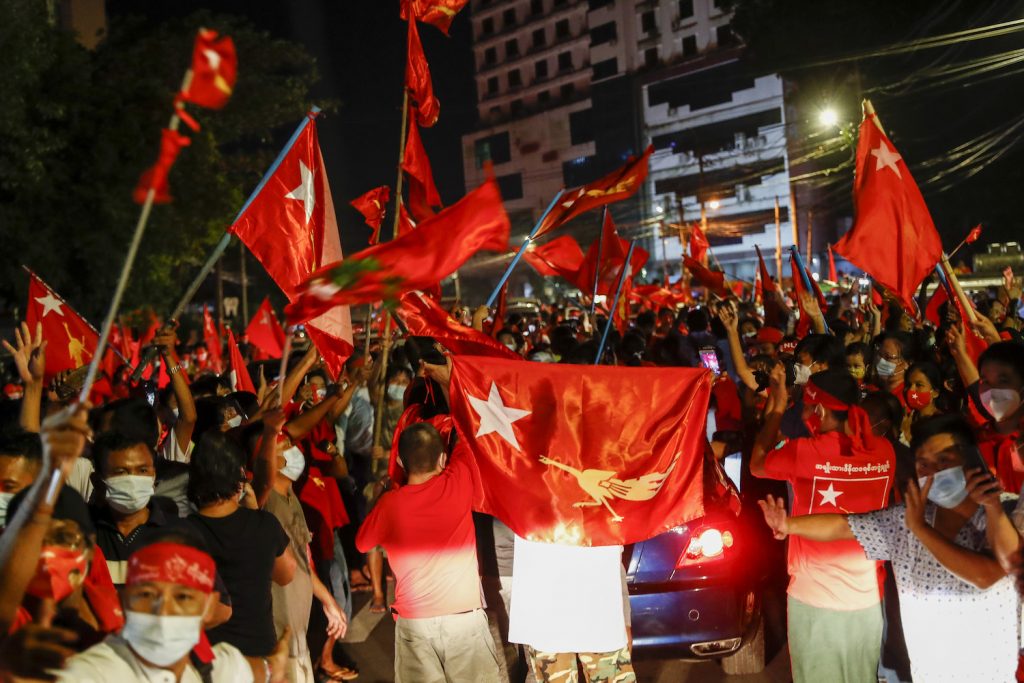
[595,241,637,365]
[80,69,194,403]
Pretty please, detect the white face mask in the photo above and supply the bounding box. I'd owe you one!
[226,415,242,429]
[919,466,969,509]
[980,387,1022,422]
[121,610,204,667]
[314,387,327,402]
[355,386,370,403]
[0,492,13,526]
[104,475,155,514]
[502,341,517,352]
[387,384,406,402]
[279,446,306,482]
[876,357,898,378]
[793,363,811,386]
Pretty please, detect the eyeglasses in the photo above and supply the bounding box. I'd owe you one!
[879,351,902,362]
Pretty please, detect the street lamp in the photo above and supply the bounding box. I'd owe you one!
[818,107,839,129]
[708,198,721,210]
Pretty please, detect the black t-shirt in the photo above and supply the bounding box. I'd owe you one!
[185,508,289,656]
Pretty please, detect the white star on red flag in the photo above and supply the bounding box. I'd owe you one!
[468,382,531,451]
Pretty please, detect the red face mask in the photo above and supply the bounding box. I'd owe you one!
[26,546,87,602]
[906,389,932,411]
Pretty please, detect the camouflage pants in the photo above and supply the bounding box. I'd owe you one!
[528,646,636,683]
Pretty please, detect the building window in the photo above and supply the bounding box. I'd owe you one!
[716,25,737,47]
[509,69,522,88]
[592,57,618,80]
[538,90,551,103]
[641,11,657,34]
[555,19,570,39]
[589,21,617,46]
[506,39,519,58]
[534,60,549,80]
[530,0,544,16]
[560,83,575,99]
[644,47,659,68]
[553,0,568,6]
[532,28,546,48]
[678,0,694,19]
[484,47,497,65]
[510,99,525,114]
[557,51,573,72]
[488,105,502,118]
[474,132,511,167]
[569,108,594,145]
[681,35,697,57]
[486,76,499,95]
[588,0,613,9]
[497,173,524,200]
[503,8,516,28]
[481,17,494,36]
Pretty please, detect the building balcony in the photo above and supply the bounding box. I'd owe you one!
[476,29,589,75]
[672,14,697,30]
[474,2,584,48]
[638,30,661,47]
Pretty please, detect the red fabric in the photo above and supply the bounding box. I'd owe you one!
[492,282,509,338]
[396,198,418,238]
[386,406,455,487]
[397,291,520,360]
[229,114,353,376]
[351,186,390,245]
[711,376,742,432]
[572,212,648,296]
[449,356,712,545]
[966,224,983,244]
[226,330,255,393]
[834,107,943,313]
[201,306,223,374]
[356,444,482,618]
[689,222,710,264]
[762,432,895,609]
[400,0,469,35]
[522,236,585,281]
[178,29,237,110]
[81,545,124,633]
[827,244,838,283]
[683,256,729,298]
[755,245,786,329]
[24,270,99,381]
[977,425,1024,495]
[535,146,653,239]
[924,284,947,327]
[246,297,286,359]
[402,120,442,221]
[133,128,191,205]
[406,20,440,127]
[127,542,216,592]
[286,177,510,321]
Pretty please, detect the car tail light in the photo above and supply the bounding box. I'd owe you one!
[676,525,735,567]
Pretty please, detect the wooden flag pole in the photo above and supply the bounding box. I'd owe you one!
[595,240,636,365]
[939,253,977,324]
[80,69,195,403]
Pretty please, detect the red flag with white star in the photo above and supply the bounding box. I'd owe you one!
[834,102,942,313]
[178,28,237,110]
[534,146,653,239]
[449,356,712,545]
[246,297,286,360]
[689,222,710,265]
[229,113,354,376]
[24,270,99,381]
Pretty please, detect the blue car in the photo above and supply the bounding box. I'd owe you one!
[626,448,783,675]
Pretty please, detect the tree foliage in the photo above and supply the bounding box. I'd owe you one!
[0,2,327,320]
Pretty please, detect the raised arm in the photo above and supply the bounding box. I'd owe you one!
[758,494,855,542]
[906,477,1006,589]
[2,323,47,433]
[418,343,452,407]
[750,364,787,478]
[154,325,196,453]
[798,291,827,335]
[946,322,980,388]
[715,303,758,392]
[280,345,318,408]
[253,409,286,510]
[965,468,1021,574]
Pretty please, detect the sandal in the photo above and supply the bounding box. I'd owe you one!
[317,666,359,681]
[369,598,387,614]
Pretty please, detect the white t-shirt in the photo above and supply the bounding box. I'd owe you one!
[66,457,94,503]
[508,535,627,653]
[56,636,253,682]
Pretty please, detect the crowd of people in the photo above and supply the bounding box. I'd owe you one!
[0,268,1023,683]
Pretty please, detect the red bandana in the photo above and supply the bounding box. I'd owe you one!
[803,379,878,453]
[127,542,216,593]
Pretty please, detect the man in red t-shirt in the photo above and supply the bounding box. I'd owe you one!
[751,368,895,683]
[356,423,500,683]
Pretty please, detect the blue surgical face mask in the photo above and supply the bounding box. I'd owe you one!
[876,357,898,378]
[387,384,406,402]
[919,466,969,509]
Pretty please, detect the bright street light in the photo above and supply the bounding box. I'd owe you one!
[708,199,721,210]
[818,107,839,128]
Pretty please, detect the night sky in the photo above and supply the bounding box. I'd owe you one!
[107,0,477,255]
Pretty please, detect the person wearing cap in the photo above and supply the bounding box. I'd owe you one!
[57,531,290,682]
[750,367,896,683]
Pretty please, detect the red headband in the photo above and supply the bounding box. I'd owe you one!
[127,542,216,593]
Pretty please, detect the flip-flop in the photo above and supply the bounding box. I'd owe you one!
[369,599,387,614]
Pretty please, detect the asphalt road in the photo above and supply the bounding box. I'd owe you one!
[340,588,793,683]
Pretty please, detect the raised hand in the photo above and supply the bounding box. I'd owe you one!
[757,494,789,540]
[2,322,47,385]
[965,467,1003,510]
[40,403,92,477]
[716,302,738,332]
[904,477,930,535]
[419,343,453,388]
